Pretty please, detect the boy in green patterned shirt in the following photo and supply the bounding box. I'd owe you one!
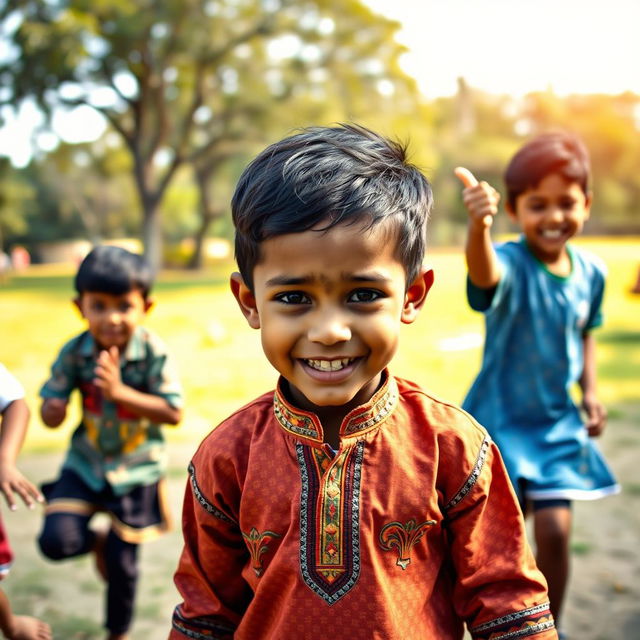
[38,245,183,640]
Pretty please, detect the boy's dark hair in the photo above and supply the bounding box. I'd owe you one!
[75,245,154,299]
[505,132,591,210]
[232,124,432,291]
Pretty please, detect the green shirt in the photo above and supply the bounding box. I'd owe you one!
[41,326,183,495]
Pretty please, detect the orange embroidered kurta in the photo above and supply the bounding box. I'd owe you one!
[170,373,557,640]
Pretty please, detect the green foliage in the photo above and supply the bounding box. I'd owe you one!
[2,3,640,258]
[1,0,420,267]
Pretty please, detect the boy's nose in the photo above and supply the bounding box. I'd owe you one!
[547,206,565,222]
[307,311,351,344]
[106,310,122,324]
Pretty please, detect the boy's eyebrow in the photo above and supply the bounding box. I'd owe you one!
[265,271,393,287]
[347,271,393,283]
[265,275,313,287]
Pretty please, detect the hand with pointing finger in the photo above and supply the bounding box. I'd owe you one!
[454,167,500,230]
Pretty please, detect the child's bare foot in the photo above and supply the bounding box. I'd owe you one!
[6,615,52,640]
[93,529,108,581]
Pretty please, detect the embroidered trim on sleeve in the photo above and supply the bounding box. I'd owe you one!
[470,602,555,639]
[188,462,237,525]
[443,436,490,511]
[172,605,236,639]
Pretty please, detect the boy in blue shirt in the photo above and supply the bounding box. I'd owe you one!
[38,245,183,640]
[455,133,619,634]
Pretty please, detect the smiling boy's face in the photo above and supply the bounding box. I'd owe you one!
[507,172,591,266]
[232,221,433,417]
[75,289,152,351]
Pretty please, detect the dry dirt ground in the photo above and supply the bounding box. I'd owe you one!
[3,403,639,639]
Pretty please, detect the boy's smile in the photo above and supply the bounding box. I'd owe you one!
[75,289,152,351]
[507,172,591,269]
[232,221,432,422]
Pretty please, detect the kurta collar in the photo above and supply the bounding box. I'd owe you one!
[273,370,398,446]
[77,326,146,361]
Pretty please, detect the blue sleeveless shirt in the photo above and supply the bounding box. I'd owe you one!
[462,238,618,501]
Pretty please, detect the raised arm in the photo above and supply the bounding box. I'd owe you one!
[454,167,502,289]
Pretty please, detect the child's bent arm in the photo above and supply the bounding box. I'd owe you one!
[107,384,182,425]
[455,167,502,289]
[94,346,182,425]
[580,332,607,437]
[0,399,43,509]
[40,397,67,428]
[0,399,29,464]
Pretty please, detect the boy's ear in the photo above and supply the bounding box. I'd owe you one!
[72,297,84,317]
[583,190,593,220]
[143,297,155,314]
[401,267,434,324]
[230,272,260,329]
[505,200,517,222]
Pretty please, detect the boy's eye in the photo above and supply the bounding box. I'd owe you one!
[528,201,547,212]
[560,198,577,210]
[119,302,132,312]
[91,301,106,312]
[275,291,311,305]
[348,289,384,303]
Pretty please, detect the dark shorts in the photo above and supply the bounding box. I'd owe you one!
[42,468,172,544]
[532,498,571,512]
[517,479,572,513]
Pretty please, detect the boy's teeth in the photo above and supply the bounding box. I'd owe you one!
[542,229,562,238]
[305,358,353,371]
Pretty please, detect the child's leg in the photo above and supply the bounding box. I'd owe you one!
[37,512,94,560]
[38,469,100,562]
[532,501,572,625]
[104,531,139,639]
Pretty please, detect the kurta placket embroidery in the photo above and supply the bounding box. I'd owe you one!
[297,441,364,604]
[274,375,398,605]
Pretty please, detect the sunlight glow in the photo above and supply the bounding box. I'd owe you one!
[365,0,640,98]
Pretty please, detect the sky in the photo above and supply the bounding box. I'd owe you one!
[365,0,640,98]
[2,0,639,167]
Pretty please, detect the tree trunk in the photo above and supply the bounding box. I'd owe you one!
[187,215,215,269]
[141,199,162,273]
[188,164,224,270]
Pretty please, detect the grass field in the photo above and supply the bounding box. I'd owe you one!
[0,237,638,638]
[1,237,638,453]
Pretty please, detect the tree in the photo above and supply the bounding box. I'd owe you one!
[0,0,420,269]
[0,158,32,252]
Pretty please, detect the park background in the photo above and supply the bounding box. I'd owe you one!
[0,0,639,638]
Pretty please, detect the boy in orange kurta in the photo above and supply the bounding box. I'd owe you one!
[170,125,558,640]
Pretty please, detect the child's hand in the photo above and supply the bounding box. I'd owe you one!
[454,167,500,230]
[582,395,607,437]
[0,464,44,510]
[94,346,124,402]
[40,397,68,427]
